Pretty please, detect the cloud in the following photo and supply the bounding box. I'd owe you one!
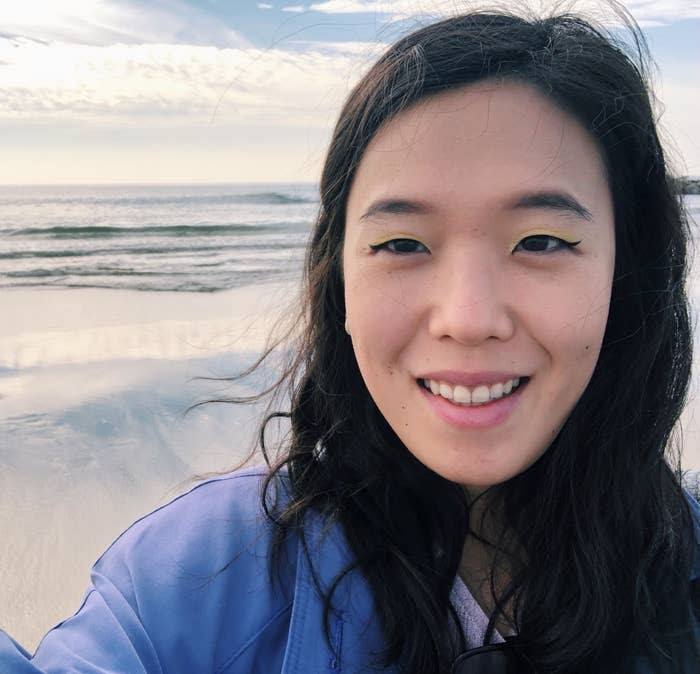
[656,73,700,175]
[308,0,700,24]
[309,0,387,11]
[309,0,379,11]
[257,2,274,7]
[290,39,387,55]
[2,0,249,48]
[282,4,306,11]
[624,0,700,23]
[0,38,371,127]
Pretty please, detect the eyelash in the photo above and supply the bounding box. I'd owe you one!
[369,235,581,255]
[513,235,581,254]
[369,238,429,255]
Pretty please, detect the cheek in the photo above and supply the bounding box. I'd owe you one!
[344,278,426,412]
[531,272,612,379]
[345,264,421,351]
[348,290,415,374]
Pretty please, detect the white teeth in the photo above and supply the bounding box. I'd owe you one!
[471,385,490,404]
[439,383,453,400]
[423,377,524,406]
[453,385,471,404]
[490,382,504,399]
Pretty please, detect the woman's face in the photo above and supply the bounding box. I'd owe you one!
[343,82,615,494]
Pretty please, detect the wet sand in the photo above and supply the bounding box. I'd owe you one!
[0,282,295,649]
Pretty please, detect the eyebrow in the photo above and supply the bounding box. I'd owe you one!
[358,198,433,221]
[510,191,593,221]
[358,190,593,222]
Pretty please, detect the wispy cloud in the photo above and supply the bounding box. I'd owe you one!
[309,0,386,12]
[290,39,387,55]
[624,0,700,23]
[0,0,696,184]
[257,2,274,8]
[3,0,249,48]
[282,5,306,11]
[0,39,370,127]
[307,0,700,24]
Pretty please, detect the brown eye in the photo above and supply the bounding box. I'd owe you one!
[514,235,580,253]
[370,238,430,255]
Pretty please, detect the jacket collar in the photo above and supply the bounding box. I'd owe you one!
[281,491,700,674]
[283,509,392,674]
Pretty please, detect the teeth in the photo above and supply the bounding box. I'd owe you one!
[439,383,453,400]
[453,385,471,404]
[423,377,523,406]
[472,385,490,404]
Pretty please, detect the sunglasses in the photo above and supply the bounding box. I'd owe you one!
[451,639,537,674]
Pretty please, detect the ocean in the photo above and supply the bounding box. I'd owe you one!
[0,183,318,292]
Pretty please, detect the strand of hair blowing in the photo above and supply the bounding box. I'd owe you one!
[247,8,700,674]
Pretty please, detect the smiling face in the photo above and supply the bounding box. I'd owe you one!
[342,82,616,494]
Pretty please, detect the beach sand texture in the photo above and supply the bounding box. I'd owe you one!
[0,282,293,649]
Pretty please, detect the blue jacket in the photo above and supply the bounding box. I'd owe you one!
[2,468,699,673]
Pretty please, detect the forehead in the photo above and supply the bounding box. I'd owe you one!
[346,81,610,223]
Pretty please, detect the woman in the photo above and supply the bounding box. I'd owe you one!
[2,6,699,674]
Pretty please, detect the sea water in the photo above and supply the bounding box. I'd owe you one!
[0,183,317,292]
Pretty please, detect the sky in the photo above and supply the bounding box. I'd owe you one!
[0,0,698,184]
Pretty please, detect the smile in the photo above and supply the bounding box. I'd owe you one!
[421,377,527,406]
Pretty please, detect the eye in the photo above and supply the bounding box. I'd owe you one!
[513,234,581,254]
[369,238,430,255]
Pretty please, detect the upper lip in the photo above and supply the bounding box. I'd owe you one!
[417,371,528,387]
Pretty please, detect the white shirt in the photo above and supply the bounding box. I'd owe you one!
[450,574,506,648]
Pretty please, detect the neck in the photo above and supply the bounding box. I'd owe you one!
[458,491,515,630]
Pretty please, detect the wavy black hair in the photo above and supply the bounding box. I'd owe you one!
[224,4,699,673]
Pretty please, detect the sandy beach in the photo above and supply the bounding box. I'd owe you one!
[0,282,297,649]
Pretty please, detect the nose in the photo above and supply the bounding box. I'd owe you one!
[427,251,516,345]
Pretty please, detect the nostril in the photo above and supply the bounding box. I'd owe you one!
[427,300,516,345]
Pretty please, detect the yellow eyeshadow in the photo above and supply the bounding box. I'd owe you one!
[368,233,420,247]
[509,229,581,249]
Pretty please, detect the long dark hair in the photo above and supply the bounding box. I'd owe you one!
[227,5,698,673]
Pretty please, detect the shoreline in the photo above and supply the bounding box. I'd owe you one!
[0,282,298,369]
[0,282,298,337]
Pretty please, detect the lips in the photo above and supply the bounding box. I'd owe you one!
[417,374,529,429]
[421,377,524,405]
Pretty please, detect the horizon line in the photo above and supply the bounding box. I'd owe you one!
[0,180,319,187]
